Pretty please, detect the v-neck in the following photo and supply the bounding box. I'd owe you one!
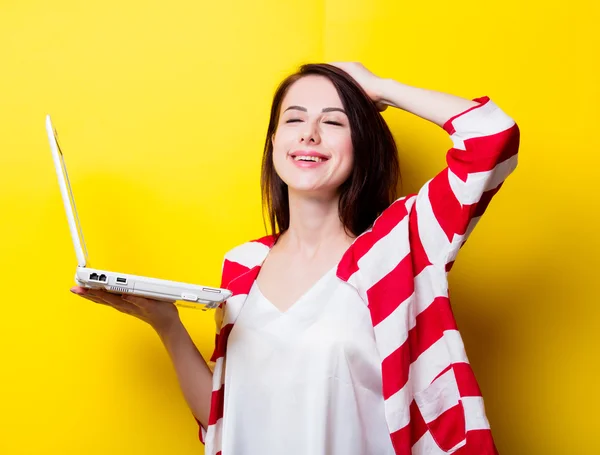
[254,266,337,315]
[251,232,361,314]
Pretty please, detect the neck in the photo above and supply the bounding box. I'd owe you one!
[278,189,353,258]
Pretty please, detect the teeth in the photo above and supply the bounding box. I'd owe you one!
[293,156,324,162]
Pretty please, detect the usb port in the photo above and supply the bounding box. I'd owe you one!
[116,277,127,284]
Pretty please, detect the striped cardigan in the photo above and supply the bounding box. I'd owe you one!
[199,96,520,454]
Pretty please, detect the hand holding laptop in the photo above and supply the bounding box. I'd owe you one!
[71,285,180,332]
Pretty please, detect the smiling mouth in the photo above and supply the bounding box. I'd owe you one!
[292,155,327,163]
[289,151,330,163]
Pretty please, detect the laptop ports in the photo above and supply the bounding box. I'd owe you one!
[116,277,127,285]
[89,273,107,283]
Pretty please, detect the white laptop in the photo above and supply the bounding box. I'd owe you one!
[45,114,231,309]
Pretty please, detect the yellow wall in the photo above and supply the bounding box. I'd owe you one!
[0,1,597,454]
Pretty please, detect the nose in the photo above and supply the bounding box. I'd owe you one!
[299,120,321,144]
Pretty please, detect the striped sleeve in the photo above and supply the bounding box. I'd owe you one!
[413,96,520,270]
[197,237,272,453]
[193,257,228,448]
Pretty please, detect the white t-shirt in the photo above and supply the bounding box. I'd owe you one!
[222,268,395,455]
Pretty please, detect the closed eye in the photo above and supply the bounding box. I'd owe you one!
[286,118,302,123]
[324,121,343,126]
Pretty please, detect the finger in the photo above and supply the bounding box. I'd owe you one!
[76,293,108,305]
[71,288,107,305]
[84,296,109,305]
[87,289,122,304]
[71,286,108,299]
[121,294,151,306]
[84,290,136,311]
[79,292,113,306]
[98,295,138,314]
[122,295,173,306]
[71,286,90,296]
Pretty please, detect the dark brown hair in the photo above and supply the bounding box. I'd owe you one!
[261,63,400,237]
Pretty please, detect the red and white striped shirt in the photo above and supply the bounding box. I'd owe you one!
[199,96,520,454]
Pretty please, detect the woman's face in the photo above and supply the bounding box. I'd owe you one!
[272,75,354,196]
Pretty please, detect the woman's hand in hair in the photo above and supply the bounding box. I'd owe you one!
[329,62,387,111]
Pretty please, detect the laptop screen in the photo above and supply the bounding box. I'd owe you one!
[53,126,90,267]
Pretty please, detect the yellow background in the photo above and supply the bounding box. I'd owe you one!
[0,1,597,454]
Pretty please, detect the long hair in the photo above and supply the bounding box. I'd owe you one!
[261,63,400,237]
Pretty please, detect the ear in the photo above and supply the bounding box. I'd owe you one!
[271,133,275,146]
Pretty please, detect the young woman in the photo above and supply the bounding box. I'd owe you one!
[72,62,519,455]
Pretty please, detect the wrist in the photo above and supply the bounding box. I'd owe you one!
[376,78,406,109]
[154,316,184,340]
[372,77,390,104]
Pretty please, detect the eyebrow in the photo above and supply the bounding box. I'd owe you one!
[284,105,346,114]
